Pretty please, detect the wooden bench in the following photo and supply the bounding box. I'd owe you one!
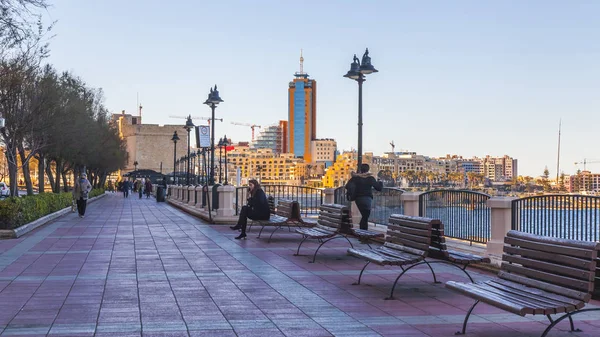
[249,199,303,242]
[446,230,600,337]
[426,220,490,283]
[347,214,436,300]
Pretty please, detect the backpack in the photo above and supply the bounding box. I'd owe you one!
[345,180,357,202]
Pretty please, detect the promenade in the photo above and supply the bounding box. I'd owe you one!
[0,193,598,337]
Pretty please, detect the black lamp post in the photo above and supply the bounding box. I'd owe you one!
[183,115,195,185]
[134,161,138,172]
[190,152,197,185]
[217,137,224,184]
[196,149,202,184]
[222,135,230,185]
[203,85,224,185]
[171,131,180,185]
[180,156,185,181]
[344,48,378,172]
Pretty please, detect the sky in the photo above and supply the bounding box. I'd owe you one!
[42,0,599,177]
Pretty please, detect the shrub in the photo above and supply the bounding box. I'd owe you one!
[0,190,103,230]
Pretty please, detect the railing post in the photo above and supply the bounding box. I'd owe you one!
[205,185,214,212]
[486,197,517,258]
[324,188,335,204]
[401,192,422,216]
[195,186,204,209]
[217,185,235,217]
[187,186,195,206]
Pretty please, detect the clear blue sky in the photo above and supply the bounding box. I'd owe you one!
[44,0,599,177]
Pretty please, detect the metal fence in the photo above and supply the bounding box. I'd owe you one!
[235,185,324,217]
[419,190,491,244]
[370,187,405,225]
[511,194,600,242]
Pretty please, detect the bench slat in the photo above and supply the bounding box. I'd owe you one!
[507,230,600,251]
[446,281,534,316]
[502,262,594,293]
[503,254,595,282]
[498,271,592,302]
[504,246,594,271]
[490,279,583,309]
[387,236,430,252]
[505,237,597,260]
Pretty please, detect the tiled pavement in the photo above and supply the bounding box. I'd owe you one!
[0,193,598,337]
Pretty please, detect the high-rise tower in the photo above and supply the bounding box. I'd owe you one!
[288,50,316,162]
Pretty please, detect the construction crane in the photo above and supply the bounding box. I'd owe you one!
[169,115,223,125]
[230,121,261,141]
[390,140,395,153]
[574,159,600,171]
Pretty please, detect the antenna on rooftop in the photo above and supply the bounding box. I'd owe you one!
[299,49,304,74]
[390,140,395,153]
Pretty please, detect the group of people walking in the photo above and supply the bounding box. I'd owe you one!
[117,178,153,199]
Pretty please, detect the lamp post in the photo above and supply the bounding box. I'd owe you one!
[190,152,197,185]
[171,131,180,185]
[222,135,230,185]
[134,161,138,172]
[343,48,378,172]
[180,156,185,181]
[183,115,195,185]
[203,85,224,185]
[217,137,224,184]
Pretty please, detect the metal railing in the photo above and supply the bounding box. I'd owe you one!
[419,190,491,244]
[370,187,405,225]
[333,186,347,206]
[235,185,324,217]
[511,194,600,242]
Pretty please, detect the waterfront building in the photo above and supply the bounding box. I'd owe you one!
[322,151,373,188]
[288,52,316,162]
[310,138,336,168]
[251,120,288,154]
[226,145,303,185]
[567,171,600,193]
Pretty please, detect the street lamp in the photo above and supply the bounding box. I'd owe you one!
[183,115,195,185]
[222,135,230,185]
[171,131,180,185]
[344,48,378,172]
[134,161,138,172]
[217,137,224,184]
[190,152,197,185]
[203,85,224,185]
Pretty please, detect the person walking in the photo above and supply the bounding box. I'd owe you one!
[230,179,270,240]
[144,179,153,198]
[137,180,143,199]
[73,173,93,218]
[345,164,383,232]
[123,178,130,198]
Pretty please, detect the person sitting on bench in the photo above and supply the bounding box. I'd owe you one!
[230,179,270,240]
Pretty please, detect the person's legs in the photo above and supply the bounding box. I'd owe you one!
[81,199,87,216]
[354,197,372,230]
[231,206,249,230]
[76,198,84,217]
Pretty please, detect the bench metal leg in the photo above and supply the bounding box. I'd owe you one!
[309,236,354,264]
[353,261,371,285]
[455,300,479,335]
[540,308,600,337]
[424,260,476,283]
[267,225,284,243]
[386,262,432,300]
[294,236,309,256]
[423,261,440,284]
[257,225,265,238]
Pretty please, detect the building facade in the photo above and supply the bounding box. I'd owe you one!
[288,53,316,162]
[251,120,288,154]
[111,111,187,175]
[310,138,336,168]
[225,145,304,185]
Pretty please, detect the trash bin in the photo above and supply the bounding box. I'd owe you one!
[156,186,165,202]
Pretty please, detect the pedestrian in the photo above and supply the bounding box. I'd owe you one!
[345,164,383,233]
[123,178,130,198]
[73,173,93,218]
[230,179,270,240]
[144,179,153,198]
[138,180,143,199]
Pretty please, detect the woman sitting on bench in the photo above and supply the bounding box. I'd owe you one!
[230,179,270,240]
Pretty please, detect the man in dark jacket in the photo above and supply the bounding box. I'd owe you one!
[346,164,383,230]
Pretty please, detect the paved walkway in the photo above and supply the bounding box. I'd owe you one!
[0,193,598,337]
